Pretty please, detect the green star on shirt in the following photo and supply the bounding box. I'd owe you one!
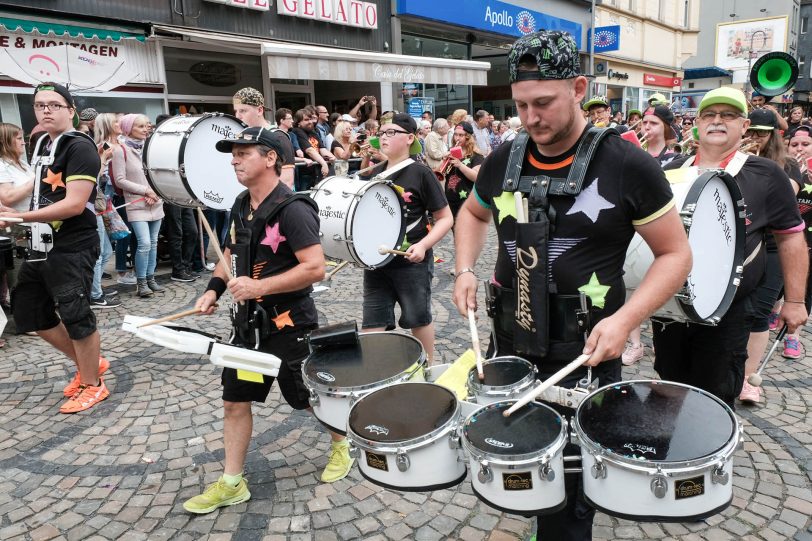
[459,190,468,199]
[803,183,812,195]
[578,272,610,309]
[493,191,518,224]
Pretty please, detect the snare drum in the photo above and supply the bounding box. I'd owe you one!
[310,176,405,268]
[143,114,246,209]
[466,356,537,405]
[574,380,740,522]
[462,401,567,516]
[624,169,745,324]
[302,332,425,434]
[347,382,466,491]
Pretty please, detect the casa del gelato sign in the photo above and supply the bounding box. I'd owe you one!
[277,0,379,29]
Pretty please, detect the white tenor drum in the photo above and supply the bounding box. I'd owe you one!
[574,380,741,522]
[624,169,745,324]
[143,114,246,209]
[347,382,466,492]
[302,332,425,435]
[462,400,567,516]
[310,176,405,268]
[466,356,537,405]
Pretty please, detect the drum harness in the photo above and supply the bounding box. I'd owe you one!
[228,190,318,349]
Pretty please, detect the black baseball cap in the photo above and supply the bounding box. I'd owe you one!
[748,108,778,131]
[645,105,674,127]
[216,126,285,155]
[455,121,474,135]
[508,30,582,83]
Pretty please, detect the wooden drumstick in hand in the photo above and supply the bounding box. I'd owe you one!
[0,216,23,223]
[137,305,217,328]
[503,354,590,417]
[378,245,410,257]
[468,309,485,381]
[325,260,350,280]
[197,207,233,281]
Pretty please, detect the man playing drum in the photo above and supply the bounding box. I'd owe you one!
[183,126,352,515]
[451,31,691,540]
[653,87,807,408]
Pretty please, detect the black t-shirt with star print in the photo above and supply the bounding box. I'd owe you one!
[445,152,485,217]
[473,127,674,319]
[797,171,812,248]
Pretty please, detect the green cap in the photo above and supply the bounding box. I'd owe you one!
[582,95,609,111]
[698,87,748,116]
[648,92,668,105]
[628,109,642,116]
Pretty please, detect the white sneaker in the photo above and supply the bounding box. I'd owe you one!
[205,262,216,271]
[116,271,137,285]
[622,343,645,366]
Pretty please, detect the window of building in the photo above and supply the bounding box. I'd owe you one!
[683,0,691,28]
[800,55,806,77]
[803,16,808,34]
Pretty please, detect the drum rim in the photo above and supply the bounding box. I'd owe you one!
[302,331,426,395]
[467,356,537,395]
[675,170,746,324]
[462,400,568,464]
[573,379,741,471]
[143,113,245,209]
[347,382,461,452]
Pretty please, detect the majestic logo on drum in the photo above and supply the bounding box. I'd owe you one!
[319,206,346,220]
[365,424,389,436]
[204,190,224,204]
[374,192,396,217]
[365,451,388,471]
[503,472,533,491]
[674,475,705,499]
[713,188,732,245]
[485,438,514,449]
[210,122,236,139]
[623,442,656,457]
[515,246,539,332]
[316,371,335,382]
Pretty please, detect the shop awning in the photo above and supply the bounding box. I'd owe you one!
[0,16,146,42]
[683,66,732,80]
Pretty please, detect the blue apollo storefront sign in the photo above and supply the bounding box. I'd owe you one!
[397,0,582,48]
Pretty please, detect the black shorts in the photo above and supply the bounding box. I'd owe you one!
[221,325,315,409]
[12,246,100,340]
[362,258,434,330]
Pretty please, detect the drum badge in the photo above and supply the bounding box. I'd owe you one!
[622,442,656,456]
[365,424,389,436]
[204,190,224,204]
[485,438,514,449]
[316,371,335,382]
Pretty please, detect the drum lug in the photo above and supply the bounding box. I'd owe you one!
[396,449,410,472]
[711,463,729,485]
[308,389,320,408]
[477,461,493,483]
[650,473,668,499]
[590,456,607,480]
[448,429,461,450]
[538,457,555,482]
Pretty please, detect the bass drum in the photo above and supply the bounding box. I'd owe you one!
[624,169,745,324]
[143,114,246,209]
[310,176,405,268]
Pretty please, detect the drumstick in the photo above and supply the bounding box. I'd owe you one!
[503,354,590,417]
[96,197,147,216]
[0,216,23,223]
[197,207,233,282]
[514,192,526,223]
[137,305,216,328]
[325,260,350,280]
[748,325,788,387]
[468,309,485,381]
[378,245,410,257]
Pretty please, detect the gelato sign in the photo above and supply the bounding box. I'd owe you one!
[277,0,379,29]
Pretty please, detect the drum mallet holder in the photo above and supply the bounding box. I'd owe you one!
[504,353,590,417]
[378,245,411,257]
[748,325,788,387]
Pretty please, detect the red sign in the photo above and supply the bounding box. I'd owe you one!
[644,73,682,88]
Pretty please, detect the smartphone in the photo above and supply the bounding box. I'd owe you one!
[692,126,699,141]
[369,136,380,150]
[102,142,111,151]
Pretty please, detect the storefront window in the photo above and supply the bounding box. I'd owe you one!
[624,87,640,114]
[401,35,467,60]
[164,47,264,97]
[399,34,469,119]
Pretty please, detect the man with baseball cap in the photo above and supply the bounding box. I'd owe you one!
[452,30,691,540]
[652,86,806,409]
[582,95,627,132]
[750,90,789,131]
[183,125,353,514]
[0,82,110,413]
[361,113,452,365]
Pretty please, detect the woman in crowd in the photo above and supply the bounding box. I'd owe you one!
[111,114,164,298]
[424,118,449,172]
[446,109,468,147]
[0,123,34,319]
[330,120,356,160]
[443,121,484,219]
[786,106,808,134]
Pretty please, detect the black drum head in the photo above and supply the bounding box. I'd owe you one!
[464,402,562,456]
[470,357,532,387]
[304,333,423,387]
[577,381,735,462]
[349,383,456,443]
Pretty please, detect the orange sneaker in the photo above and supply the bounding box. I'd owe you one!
[60,379,109,413]
[63,356,110,397]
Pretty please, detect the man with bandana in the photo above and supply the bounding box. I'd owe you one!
[452,31,691,540]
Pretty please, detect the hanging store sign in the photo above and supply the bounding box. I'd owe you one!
[644,73,682,87]
[204,0,270,11]
[277,0,379,29]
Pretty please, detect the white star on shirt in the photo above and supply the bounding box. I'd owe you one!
[565,178,615,223]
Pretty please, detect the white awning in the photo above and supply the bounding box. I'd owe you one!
[263,41,489,86]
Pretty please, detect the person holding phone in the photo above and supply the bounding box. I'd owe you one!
[349,95,377,124]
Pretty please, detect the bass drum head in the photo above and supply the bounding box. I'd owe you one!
[304,332,423,389]
[349,383,456,443]
[683,173,740,320]
[576,381,736,462]
[464,401,563,457]
[350,181,404,267]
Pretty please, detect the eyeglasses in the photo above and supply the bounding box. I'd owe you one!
[746,130,772,138]
[699,110,743,122]
[377,129,410,138]
[33,102,71,111]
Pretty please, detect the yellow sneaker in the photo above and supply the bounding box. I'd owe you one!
[183,476,250,514]
[320,440,354,483]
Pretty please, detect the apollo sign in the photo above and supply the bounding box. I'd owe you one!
[277,0,378,29]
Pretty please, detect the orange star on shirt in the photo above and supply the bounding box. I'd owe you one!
[272,310,294,330]
[43,169,64,191]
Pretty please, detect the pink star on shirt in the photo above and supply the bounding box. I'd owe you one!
[260,222,286,253]
[402,191,413,203]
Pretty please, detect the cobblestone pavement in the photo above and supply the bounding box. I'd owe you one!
[1,228,812,541]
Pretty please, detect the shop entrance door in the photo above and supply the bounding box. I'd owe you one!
[272,81,315,113]
[275,92,311,112]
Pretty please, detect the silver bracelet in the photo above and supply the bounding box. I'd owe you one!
[455,267,475,281]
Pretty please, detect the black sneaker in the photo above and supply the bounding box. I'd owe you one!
[90,295,122,309]
[102,272,112,280]
[171,271,196,282]
[103,288,119,298]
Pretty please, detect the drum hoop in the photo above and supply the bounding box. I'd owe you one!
[302,331,426,395]
[461,400,568,464]
[573,379,741,472]
[467,357,537,394]
[346,382,460,452]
